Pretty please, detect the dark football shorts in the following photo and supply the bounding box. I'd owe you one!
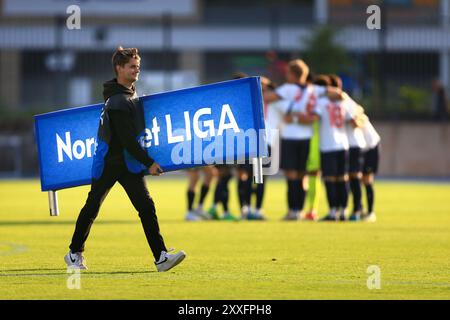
[349,147,364,174]
[363,144,380,174]
[280,139,310,172]
[320,149,349,178]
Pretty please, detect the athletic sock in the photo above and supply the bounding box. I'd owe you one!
[222,187,229,212]
[350,177,362,212]
[287,179,297,211]
[198,184,209,206]
[365,183,374,213]
[220,174,232,212]
[297,179,306,212]
[336,180,349,209]
[307,174,320,212]
[324,180,337,210]
[343,180,350,209]
[335,181,342,209]
[255,182,265,210]
[187,190,195,211]
[213,181,223,205]
[244,178,253,208]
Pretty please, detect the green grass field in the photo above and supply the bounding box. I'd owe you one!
[0,177,449,300]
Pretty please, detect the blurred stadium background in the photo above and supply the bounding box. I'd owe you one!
[0,0,449,179]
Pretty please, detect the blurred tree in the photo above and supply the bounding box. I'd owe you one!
[302,26,351,75]
[398,85,431,116]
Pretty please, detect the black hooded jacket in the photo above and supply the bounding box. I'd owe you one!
[93,79,154,176]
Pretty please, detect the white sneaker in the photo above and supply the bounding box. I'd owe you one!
[338,208,347,221]
[155,249,186,272]
[363,212,377,222]
[64,251,88,269]
[320,208,338,221]
[185,210,201,221]
[240,205,250,219]
[194,207,210,220]
[282,210,299,221]
[247,209,266,220]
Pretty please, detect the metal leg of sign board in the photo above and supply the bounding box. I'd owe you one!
[252,157,263,184]
[48,191,59,216]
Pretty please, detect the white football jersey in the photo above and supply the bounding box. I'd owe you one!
[265,100,288,146]
[362,118,381,149]
[343,96,367,149]
[275,83,325,140]
[313,97,352,152]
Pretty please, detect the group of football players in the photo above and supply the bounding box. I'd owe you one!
[184,59,380,222]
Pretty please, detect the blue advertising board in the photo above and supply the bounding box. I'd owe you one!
[34,77,267,192]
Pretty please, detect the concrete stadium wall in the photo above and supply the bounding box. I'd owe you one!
[375,122,450,177]
[0,122,449,177]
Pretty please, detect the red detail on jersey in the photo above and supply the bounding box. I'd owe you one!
[294,92,302,102]
[327,103,344,128]
[306,94,317,114]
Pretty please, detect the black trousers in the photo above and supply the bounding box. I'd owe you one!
[69,161,167,260]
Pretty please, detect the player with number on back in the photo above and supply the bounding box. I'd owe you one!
[296,76,355,221]
[328,75,367,221]
[360,114,381,222]
[264,60,341,221]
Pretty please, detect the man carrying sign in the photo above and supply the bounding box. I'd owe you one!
[65,47,186,272]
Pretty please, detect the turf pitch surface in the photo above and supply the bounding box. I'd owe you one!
[0,178,449,299]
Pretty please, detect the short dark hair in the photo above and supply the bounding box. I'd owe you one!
[261,76,275,90]
[112,46,140,75]
[306,72,314,84]
[313,74,331,87]
[232,71,249,79]
[328,74,343,90]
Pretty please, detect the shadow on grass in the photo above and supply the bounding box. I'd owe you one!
[0,268,155,277]
[0,220,187,226]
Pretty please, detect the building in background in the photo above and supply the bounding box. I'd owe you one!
[0,0,449,176]
[0,0,448,113]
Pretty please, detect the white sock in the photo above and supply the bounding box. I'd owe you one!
[329,208,337,217]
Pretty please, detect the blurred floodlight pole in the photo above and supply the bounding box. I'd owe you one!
[162,13,172,91]
[315,0,328,25]
[270,5,279,51]
[442,0,450,28]
[440,0,450,92]
[54,15,65,106]
[379,1,387,116]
